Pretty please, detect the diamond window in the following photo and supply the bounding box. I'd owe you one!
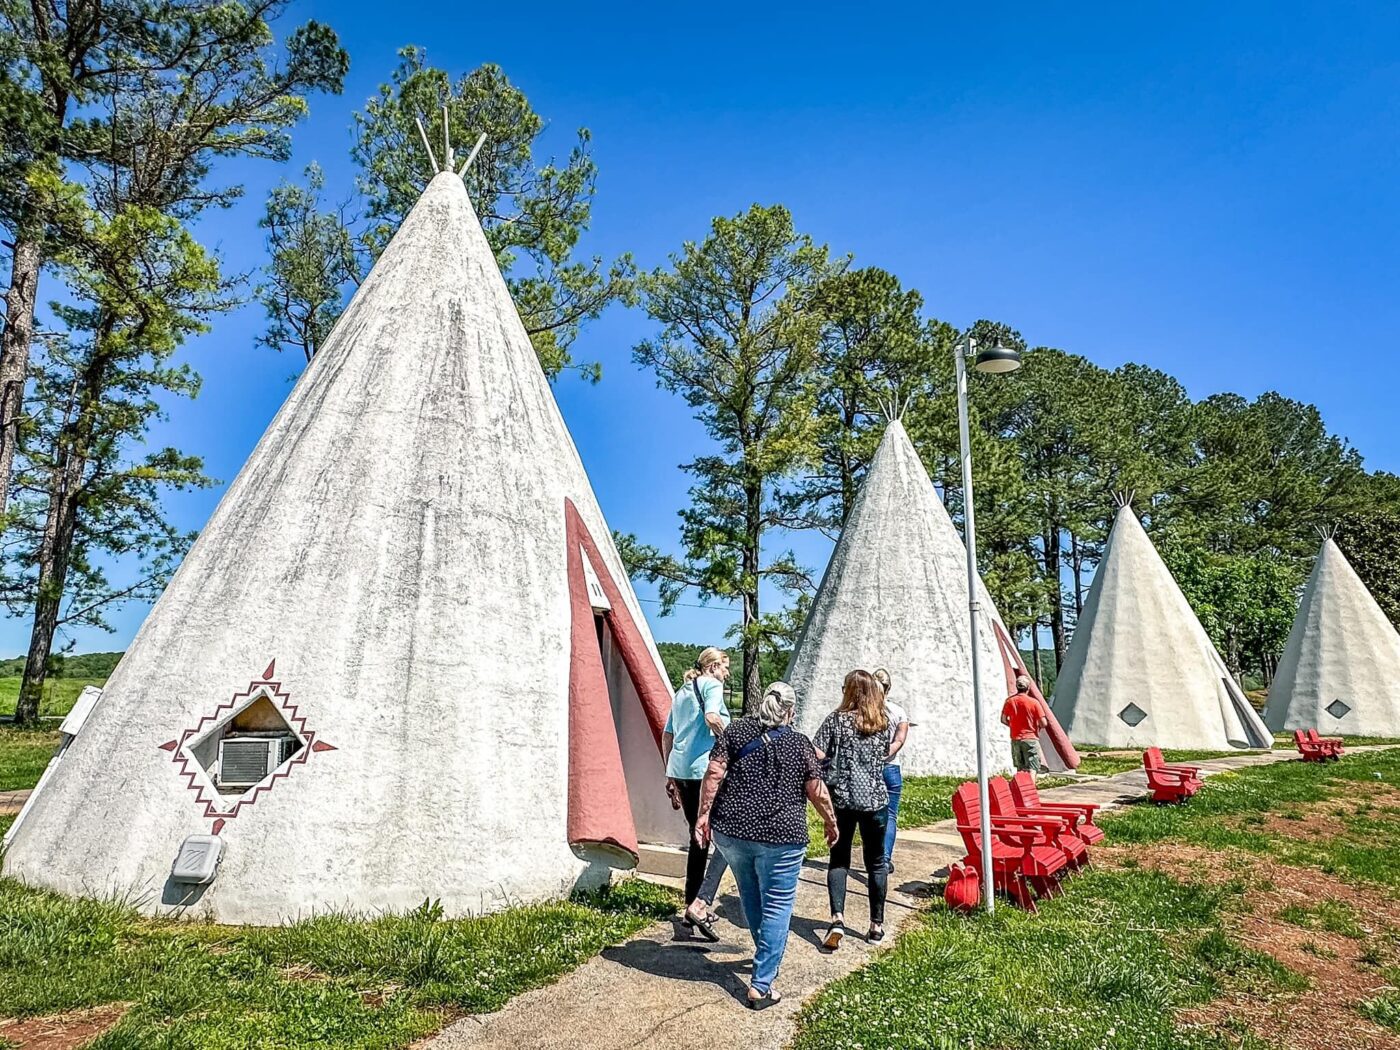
[1119,702,1148,727]
[1326,698,1351,720]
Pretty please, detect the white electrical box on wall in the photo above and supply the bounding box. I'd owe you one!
[171,835,224,884]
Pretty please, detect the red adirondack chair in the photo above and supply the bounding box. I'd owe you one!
[1142,748,1202,803]
[1293,729,1331,762]
[1307,728,1344,758]
[1009,770,1106,846]
[988,776,1089,869]
[951,782,1069,911]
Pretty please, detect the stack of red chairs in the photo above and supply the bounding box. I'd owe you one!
[1142,747,1202,803]
[988,776,1089,870]
[1009,770,1105,847]
[950,781,1072,912]
[1307,727,1344,759]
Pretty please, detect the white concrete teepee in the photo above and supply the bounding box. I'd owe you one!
[3,171,684,923]
[788,420,1078,776]
[1266,537,1400,737]
[1052,504,1272,750]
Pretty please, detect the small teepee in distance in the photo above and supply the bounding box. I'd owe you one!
[3,166,684,923]
[1266,535,1400,737]
[787,419,1078,776]
[1052,502,1272,750]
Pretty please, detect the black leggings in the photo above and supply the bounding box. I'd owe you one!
[827,806,889,924]
[674,778,709,905]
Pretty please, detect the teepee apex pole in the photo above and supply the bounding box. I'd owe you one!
[415,117,439,174]
[458,132,488,175]
[442,104,452,169]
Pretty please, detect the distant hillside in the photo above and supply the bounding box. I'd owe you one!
[0,651,123,679]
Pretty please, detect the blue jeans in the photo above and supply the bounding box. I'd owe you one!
[712,830,807,995]
[698,850,729,905]
[883,764,903,864]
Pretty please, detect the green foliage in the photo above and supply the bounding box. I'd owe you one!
[1161,545,1303,678]
[1276,900,1366,939]
[262,47,632,378]
[628,204,838,707]
[1335,507,1400,629]
[653,641,786,699]
[794,867,1295,1050]
[256,162,361,362]
[0,651,119,678]
[0,875,673,1046]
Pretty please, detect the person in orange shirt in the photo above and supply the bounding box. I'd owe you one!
[1000,674,1047,775]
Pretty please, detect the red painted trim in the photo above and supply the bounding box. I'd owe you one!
[991,622,1080,770]
[160,663,336,821]
[562,499,673,863]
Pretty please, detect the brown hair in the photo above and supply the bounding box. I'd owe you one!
[839,669,889,736]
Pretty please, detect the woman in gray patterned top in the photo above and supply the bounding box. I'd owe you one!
[811,669,894,948]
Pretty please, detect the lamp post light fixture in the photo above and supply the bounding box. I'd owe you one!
[953,331,1023,914]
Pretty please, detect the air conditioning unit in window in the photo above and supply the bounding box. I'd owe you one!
[217,735,299,789]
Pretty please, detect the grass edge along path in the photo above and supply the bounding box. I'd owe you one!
[794,747,1400,1050]
[0,878,678,1049]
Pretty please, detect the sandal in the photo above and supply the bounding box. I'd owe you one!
[686,909,720,942]
[822,921,845,950]
[746,989,782,1010]
[867,924,885,943]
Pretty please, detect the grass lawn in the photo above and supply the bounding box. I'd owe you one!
[1074,747,1266,776]
[0,879,676,1048]
[0,727,58,793]
[0,724,680,1047]
[0,677,104,718]
[795,746,1400,1049]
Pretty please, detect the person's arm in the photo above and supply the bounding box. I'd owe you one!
[1000,700,1012,728]
[701,678,727,738]
[805,779,839,846]
[661,731,681,809]
[888,720,909,759]
[693,754,729,847]
[812,716,831,761]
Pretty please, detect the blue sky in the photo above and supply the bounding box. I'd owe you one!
[8,1,1400,657]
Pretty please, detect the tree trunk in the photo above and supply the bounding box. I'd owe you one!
[0,226,44,522]
[1031,620,1043,683]
[742,480,762,712]
[1044,525,1067,669]
[1070,532,1085,617]
[15,455,82,724]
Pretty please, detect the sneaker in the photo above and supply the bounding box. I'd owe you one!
[822,922,845,950]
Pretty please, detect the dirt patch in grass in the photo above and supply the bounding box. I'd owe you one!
[1231,784,1400,845]
[1104,842,1400,1050]
[0,1002,128,1049]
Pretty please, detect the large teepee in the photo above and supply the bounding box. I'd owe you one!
[1266,537,1400,737]
[1052,504,1272,750]
[3,170,685,923]
[788,420,1078,776]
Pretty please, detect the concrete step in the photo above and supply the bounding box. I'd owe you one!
[636,842,688,880]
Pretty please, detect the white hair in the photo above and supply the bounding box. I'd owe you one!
[756,681,798,728]
[1015,674,1032,691]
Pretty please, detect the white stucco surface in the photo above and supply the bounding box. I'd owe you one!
[1051,505,1272,750]
[1266,538,1400,737]
[2,172,682,923]
[786,421,1012,776]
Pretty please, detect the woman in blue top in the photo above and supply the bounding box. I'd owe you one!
[663,646,731,937]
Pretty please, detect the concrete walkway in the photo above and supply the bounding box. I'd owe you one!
[0,788,30,816]
[423,746,1380,1050]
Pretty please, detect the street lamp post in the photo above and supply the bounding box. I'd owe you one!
[953,330,1022,914]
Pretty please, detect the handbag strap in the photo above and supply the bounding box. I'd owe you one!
[736,725,789,763]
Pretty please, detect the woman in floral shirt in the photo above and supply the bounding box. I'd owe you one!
[812,669,894,948]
